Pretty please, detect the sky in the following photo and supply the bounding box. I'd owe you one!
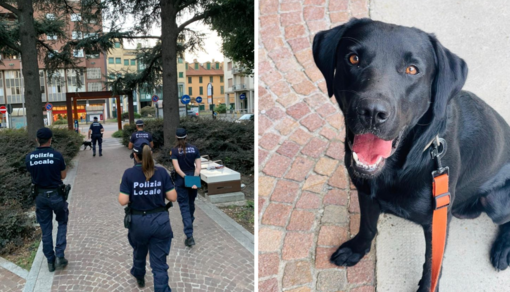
[113,10,224,64]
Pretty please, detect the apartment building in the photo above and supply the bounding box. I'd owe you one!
[0,6,108,126]
[224,57,254,114]
[185,60,224,110]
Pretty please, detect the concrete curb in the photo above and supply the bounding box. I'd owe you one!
[23,156,79,292]
[0,257,29,280]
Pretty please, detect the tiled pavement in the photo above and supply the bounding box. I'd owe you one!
[0,266,26,291]
[258,0,375,291]
[48,138,253,291]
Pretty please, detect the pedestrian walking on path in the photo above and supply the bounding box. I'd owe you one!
[25,128,69,272]
[128,120,154,164]
[119,141,177,291]
[88,116,104,157]
[171,128,201,247]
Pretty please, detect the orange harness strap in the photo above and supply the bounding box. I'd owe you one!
[430,173,450,292]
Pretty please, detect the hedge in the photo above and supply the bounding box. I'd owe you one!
[122,118,254,174]
[0,128,82,254]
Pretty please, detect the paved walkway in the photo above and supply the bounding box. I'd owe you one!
[21,135,253,291]
[0,266,26,292]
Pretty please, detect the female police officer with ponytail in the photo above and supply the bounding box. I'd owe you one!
[118,141,177,291]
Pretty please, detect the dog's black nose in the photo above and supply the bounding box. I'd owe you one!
[357,100,390,127]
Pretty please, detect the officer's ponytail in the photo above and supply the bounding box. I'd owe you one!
[141,145,155,181]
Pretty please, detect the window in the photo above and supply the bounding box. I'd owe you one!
[4,71,24,104]
[185,63,188,69]
[87,68,101,79]
[188,87,192,95]
[115,58,121,64]
[199,77,202,83]
[228,78,233,87]
[131,59,136,66]
[83,15,98,24]
[47,34,57,40]
[188,77,192,83]
[67,69,85,93]
[228,62,232,70]
[179,72,183,78]
[84,32,98,39]
[207,63,210,70]
[124,59,129,66]
[178,58,183,63]
[220,76,224,82]
[86,51,99,59]
[73,49,84,58]
[114,42,121,48]
[199,87,203,95]
[71,13,81,21]
[72,31,83,40]
[221,86,224,94]
[194,63,198,69]
[108,57,114,64]
[216,62,220,69]
[39,71,45,102]
[46,70,66,102]
[46,14,55,20]
[210,76,213,83]
[88,82,103,92]
[0,72,4,104]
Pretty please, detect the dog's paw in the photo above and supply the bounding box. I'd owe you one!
[330,237,371,267]
[491,232,510,271]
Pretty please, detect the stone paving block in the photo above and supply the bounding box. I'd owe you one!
[317,269,347,291]
[321,205,348,225]
[0,266,25,292]
[283,260,313,288]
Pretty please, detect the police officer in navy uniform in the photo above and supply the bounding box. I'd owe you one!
[128,120,154,164]
[171,128,201,247]
[119,141,177,291]
[88,116,104,157]
[25,128,69,272]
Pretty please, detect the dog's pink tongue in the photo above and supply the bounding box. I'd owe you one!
[352,133,393,165]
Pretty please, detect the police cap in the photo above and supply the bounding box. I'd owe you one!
[135,120,144,126]
[93,116,98,120]
[36,128,53,139]
[176,128,187,139]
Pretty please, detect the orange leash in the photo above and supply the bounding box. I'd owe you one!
[430,172,450,292]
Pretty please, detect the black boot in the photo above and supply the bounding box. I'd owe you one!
[185,236,196,247]
[56,257,68,270]
[99,152,103,156]
[48,260,55,272]
[131,273,145,288]
[93,152,96,157]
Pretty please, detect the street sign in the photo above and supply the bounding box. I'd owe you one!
[6,104,13,114]
[45,103,53,111]
[181,95,191,105]
[240,93,246,100]
[196,96,202,103]
[0,106,6,114]
[152,95,159,102]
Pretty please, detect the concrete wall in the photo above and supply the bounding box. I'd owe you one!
[370,0,510,122]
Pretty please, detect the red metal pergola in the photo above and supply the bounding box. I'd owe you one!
[65,91,135,131]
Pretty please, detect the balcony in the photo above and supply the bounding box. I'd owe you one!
[232,66,247,75]
[232,84,248,91]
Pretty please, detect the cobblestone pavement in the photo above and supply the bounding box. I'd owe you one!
[0,266,25,291]
[258,0,375,291]
[51,138,254,291]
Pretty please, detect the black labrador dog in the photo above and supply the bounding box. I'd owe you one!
[313,18,510,291]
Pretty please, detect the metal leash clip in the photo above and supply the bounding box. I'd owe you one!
[430,136,449,177]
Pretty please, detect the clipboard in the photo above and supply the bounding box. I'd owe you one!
[184,176,201,188]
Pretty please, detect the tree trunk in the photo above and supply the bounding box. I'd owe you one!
[160,0,179,148]
[17,0,44,138]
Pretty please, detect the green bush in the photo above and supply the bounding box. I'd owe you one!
[121,112,142,120]
[215,104,227,114]
[141,106,155,117]
[122,118,254,174]
[53,119,67,125]
[112,130,123,138]
[0,128,82,254]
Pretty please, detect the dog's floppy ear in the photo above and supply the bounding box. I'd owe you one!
[429,35,468,120]
[313,18,371,97]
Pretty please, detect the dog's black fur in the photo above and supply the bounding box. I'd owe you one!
[313,18,510,291]
[82,141,92,150]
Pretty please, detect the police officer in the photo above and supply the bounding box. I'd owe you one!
[25,128,69,272]
[171,128,201,247]
[119,141,177,291]
[88,116,104,157]
[128,120,154,164]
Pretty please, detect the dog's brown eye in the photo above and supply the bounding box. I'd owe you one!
[406,65,418,75]
[349,54,359,65]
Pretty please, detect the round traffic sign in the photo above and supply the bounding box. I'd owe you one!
[0,106,6,114]
[45,103,53,111]
[240,93,246,100]
[196,96,202,103]
[152,95,159,102]
[181,95,191,105]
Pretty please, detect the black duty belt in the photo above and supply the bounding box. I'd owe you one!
[130,206,168,216]
[37,188,59,197]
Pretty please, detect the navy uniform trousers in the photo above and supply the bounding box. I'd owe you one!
[175,172,198,238]
[35,189,68,263]
[91,134,102,155]
[128,212,172,292]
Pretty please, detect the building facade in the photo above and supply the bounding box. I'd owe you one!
[224,57,254,114]
[0,6,108,126]
[185,60,224,110]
